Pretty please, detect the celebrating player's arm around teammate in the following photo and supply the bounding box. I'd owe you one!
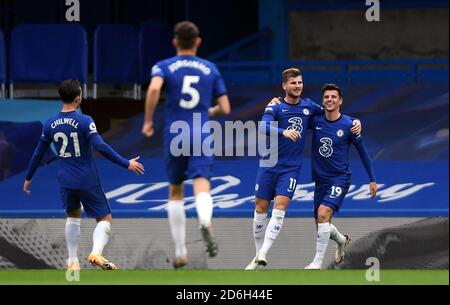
[304,83,377,270]
[246,69,362,270]
[142,21,231,269]
[23,79,144,271]
[246,68,327,270]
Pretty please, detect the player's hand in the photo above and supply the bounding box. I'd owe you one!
[142,121,154,137]
[351,120,362,135]
[369,182,377,197]
[268,97,282,105]
[128,156,145,175]
[23,180,32,195]
[282,130,301,142]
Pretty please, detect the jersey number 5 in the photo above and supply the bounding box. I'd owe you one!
[179,75,200,109]
[54,132,81,158]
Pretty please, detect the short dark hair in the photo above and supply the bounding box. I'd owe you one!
[58,79,81,103]
[174,21,200,50]
[322,83,343,98]
[282,68,301,83]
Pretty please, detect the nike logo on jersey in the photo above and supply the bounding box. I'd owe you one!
[282,109,288,112]
[316,126,323,130]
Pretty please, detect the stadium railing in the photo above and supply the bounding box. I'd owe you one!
[93,24,139,100]
[216,59,449,85]
[0,30,5,98]
[9,24,88,99]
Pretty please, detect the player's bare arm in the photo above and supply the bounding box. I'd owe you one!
[208,95,231,117]
[128,156,145,175]
[282,130,301,142]
[370,181,377,197]
[23,179,32,195]
[351,119,362,135]
[142,76,164,137]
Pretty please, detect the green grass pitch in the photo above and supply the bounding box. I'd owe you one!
[0,269,447,285]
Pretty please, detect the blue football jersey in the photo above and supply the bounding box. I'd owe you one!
[310,114,363,181]
[261,98,324,167]
[151,55,227,146]
[40,111,103,189]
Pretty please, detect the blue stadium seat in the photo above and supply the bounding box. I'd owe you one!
[93,24,139,99]
[9,24,88,99]
[0,30,5,98]
[139,22,174,86]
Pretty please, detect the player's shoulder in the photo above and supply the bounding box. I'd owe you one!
[264,99,281,112]
[196,57,220,73]
[302,97,321,108]
[153,57,171,69]
[340,114,358,126]
[74,113,94,125]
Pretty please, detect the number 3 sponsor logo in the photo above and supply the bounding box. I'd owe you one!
[319,137,333,157]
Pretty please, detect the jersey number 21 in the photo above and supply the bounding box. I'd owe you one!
[54,132,81,158]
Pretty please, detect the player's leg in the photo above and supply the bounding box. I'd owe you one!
[168,183,188,268]
[193,177,218,258]
[245,197,270,270]
[165,155,188,268]
[257,195,290,266]
[257,166,298,266]
[328,181,351,264]
[306,180,350,269]
[305,205,333,269]
[188,156,218,258]
[61,188,81,271]
[254,197,270,255]
[245,168,275,270]
[330,219,350,264]
[79,186,117,270]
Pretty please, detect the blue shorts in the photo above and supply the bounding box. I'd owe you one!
[313,177,351,219]
[255,165,301,200]
[60,185,111,218]
[165,154,213,185]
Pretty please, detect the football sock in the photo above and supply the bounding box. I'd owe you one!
[91,220,111,255]
[195,192,213,227]
[167,200,187,257]
[259,209,285,255]
[65,217,81,261]
[253,211,269,255]
[330,223,346,245]
[313,222,331,265]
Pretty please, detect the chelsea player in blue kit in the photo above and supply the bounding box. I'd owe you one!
[23,80,145,271]
[305,84,377,269]
[142,21,231,268]
[246,69,361,270]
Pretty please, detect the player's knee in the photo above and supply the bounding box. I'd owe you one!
[316,206,332,223]
[169,184,184,200]
[255,198,269,213]
[97,213,112,223]
[67,208,82,218]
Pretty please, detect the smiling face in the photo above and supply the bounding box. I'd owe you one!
[283,75,303,99]
[322,89,343,112]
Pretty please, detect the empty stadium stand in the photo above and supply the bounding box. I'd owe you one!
[93,24,139,99]
[9,24,88,99]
